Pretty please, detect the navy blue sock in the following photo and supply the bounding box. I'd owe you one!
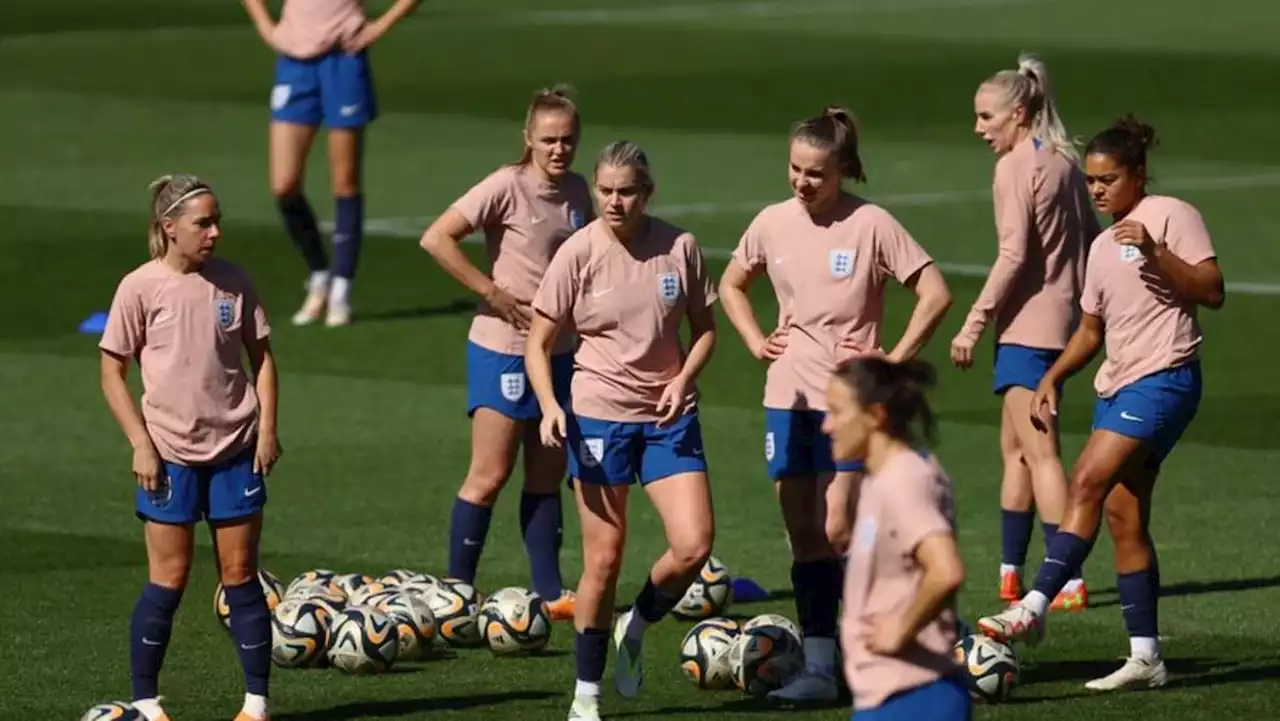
[520,492,564,602]
[225,580,271,696]
[276,193,328,272]
[1117,568,1159,638]
[1001,509,1035,567]
[130,583,183,700]
[1042,522,1082,581]
[1032,531,1094,600]
[575,628,609,683]
[791,559,843,638]
[633,575,683,624]
[448,498,493,584]
[331,194,364,279]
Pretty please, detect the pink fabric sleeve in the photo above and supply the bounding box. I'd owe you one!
[1080,241,1103,317]
[875,210,933,284]
[99,276,145,358]
[242,276,272,342]
[532,241,581,323]
[958,161,1033,344]
[730,216,767,272]
[1163,204,1217,266]
[450,170,514,231]
[685,234,719,309]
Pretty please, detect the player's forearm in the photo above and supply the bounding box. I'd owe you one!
[1149,246,1225,309]
[889,267,952,362]
[255,351,280,436]
[241,0,276,39]
[101,370,151,450]
[899,556,964,641]
[421,232,497,299]
[1045,317,1102,385]
[374,0,423,32]
[525,319,562,413]
[678,328,716,384]
[718,285,768,356]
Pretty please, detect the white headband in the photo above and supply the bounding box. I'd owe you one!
[160,188,212,218]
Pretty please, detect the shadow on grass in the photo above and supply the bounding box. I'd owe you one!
[275,690,560,720]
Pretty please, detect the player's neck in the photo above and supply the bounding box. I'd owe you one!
[1111,192,1147,223]
[604,216,649,246]
[863,434,911,476]
[161,252,204,274]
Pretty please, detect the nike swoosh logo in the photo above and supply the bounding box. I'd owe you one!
[1119,411,1145,422]
[244,486,262,497]
[591,288,613,298]
[463,539,481,546]
[142,637,162,646]
[240,641,269,650]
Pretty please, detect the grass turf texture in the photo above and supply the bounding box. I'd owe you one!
[2,0,1280,718]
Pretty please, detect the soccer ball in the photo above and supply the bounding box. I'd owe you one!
[80,703,139,721]
[954,634,1019,703]
[348,582,395,607]
[286,569,336,597]
[728,624,805,695]
[423,578,483,648]
[331,573,375,598]
[672,556,733,620]
[741,613,801,644]
[214,569,284,630]
[289,584,347,611]
[374,592,438,661]
[327,607,400,675]
[271,598,333,668]
[380,568,436,586]
[399,578,441,600]
[479,586,552,656]
[679,618,740,689]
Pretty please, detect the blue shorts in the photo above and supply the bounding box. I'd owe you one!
[1092,362,1202,464]
[137,447,266,524]
[853,676,971,720]
[270,51,377,129]
[765,409,865,480]
[993,343,1063,395]
[567,413,708,486]
[466,342,574,421]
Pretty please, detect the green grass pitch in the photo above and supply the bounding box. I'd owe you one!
[1,0,1279,718]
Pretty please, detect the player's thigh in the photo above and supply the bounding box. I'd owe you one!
[144,520,196,588]
[269,121,318,197]
[461,408,523,501]
[210,512,264,586]
[574,479,629,572]
[1006,386,1062,463]
[326,128,364,197]
[645,470,715,564]
[1070,429,1150,504]
[522,419,567,494]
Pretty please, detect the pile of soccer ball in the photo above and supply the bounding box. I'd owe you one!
[229,567,555,674]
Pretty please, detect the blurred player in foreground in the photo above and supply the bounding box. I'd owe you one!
[526,141,718,721]
[242,0,422,326]
[826,358,968,720]
[951,53,1099,610]
[978,116,1225,691]
[719,106,952,704]
[100,175,282,721]
[420,86,592,620]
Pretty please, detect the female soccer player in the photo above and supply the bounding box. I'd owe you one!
[978,116,1225,691]
[826,358,969,721]
[526,140,718,721]
[242,0,422,327]
[420,87,592,620]
[718,106,952,703]
[100,175,281,721]
[950,53,1099,610]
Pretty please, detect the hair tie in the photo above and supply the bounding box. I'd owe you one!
[160,188,211,218]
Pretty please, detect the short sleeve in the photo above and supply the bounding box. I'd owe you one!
[241,275,271,342]
[684,234,718,309]
[1163,203,1217,267]
[99,275,145,358]
[730,213,768,272]
[1080,239,1104,316]
[451,169,514,231]
[532,236,583,323]
[883,471,953,554]
[874,209,933,284]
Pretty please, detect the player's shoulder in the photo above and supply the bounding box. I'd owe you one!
[556,219,600,257]
[1140,194,1203,224]
[114,259,169,294]
[747,197,803,228]
[468,164,523,195]
[202,257,257,291]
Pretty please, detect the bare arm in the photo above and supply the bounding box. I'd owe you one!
[718,259,779,360]
[421,209,494,298]
[679,299,717,385]
[1044,312,1103,387]
[100,351,150,451]
[897,533,966,640]
[371,0,423,32]
[526,311,566,415]
[245,335,279,441]
[1150,250,1225,310]
[240,0,276,45]
[887,264,953,363]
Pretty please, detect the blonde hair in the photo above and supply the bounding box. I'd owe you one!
[984,53,1078,162]
[790,105,866,182]
[147,174,213,259]
[518,84,580,165]
[594,140,655,196]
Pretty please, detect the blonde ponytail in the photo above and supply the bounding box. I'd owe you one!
[985,53,1078,162]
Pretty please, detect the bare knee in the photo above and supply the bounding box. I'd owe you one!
[1068,466,1111,507]
[459,450,517,506]
[583,537,625,586]
[671,530,714,575]
[271,179,302,200]
[149,551,193,590]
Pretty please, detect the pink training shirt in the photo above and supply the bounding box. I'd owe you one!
[452,164,594,357]
[273,0,367,60]
[1082,195,1217,398]
[100,259,272,466]
[732,195,934,411]
[532,218,718,423]
[957,136,1100,349]
[842,449,961,710]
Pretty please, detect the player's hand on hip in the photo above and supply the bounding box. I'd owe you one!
[1030,381,1059,432]
[950,335,974,370]
[133,444,163,492]
[860,613,910,655]
[255,432,283,476]
[754,327,789,362]
[342,22,385,54]
[486,286,533,331]
[540,407,567,448]
[655,375,690,427]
